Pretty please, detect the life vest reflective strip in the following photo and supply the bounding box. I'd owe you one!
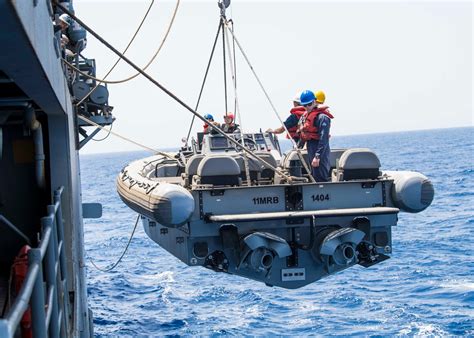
[286,106,306,139]
[300,106,334,141]
[12,245,33,338]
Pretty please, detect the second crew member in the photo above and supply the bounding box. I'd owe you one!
[266,93,306,147]
[299,90,334,182]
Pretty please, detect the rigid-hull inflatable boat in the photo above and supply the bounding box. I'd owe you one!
[117,131,434,289]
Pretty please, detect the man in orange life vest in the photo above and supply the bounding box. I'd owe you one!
[299,90,334,182]
[221,113,240,133]
[266,93,306,147]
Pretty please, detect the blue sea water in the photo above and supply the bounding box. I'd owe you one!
[81,127,473,336]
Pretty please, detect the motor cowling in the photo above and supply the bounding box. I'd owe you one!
[384,171,434,213]
[312,227,366,273]
[242,232,292,272]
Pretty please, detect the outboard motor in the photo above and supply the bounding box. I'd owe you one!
[247,247,274,272]
[313,227,366,273]
[241,232,292,272]
[384,171,435,213]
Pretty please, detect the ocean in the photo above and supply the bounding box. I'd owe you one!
[81,127,473,336]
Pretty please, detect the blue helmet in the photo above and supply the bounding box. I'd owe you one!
[204,114,214,121]
[300,90,315,105]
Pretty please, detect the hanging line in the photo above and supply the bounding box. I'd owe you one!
[88,214,140,272]
[221,18,228,113]
[54,1,292,182]
[62,0,180,86]
[223,21,315,183]
[223,19,251,186]
[77,114,178,163]
[76,0,156,107]
[229,19,238,115]
[185,19,222,145]
[92,122,113,142]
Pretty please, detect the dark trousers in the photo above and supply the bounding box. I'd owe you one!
[306,140,330,182]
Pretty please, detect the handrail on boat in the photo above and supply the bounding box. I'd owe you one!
[0,187,71,338]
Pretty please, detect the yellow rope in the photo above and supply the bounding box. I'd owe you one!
[76,0,156,106]
[64,0,180,85]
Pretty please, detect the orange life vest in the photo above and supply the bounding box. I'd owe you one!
[286,106,306,139]
[300,106,334,141]
[12,245,33,338]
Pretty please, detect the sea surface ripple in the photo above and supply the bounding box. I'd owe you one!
[81,127,473,336]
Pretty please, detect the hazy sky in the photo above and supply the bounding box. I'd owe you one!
[74,1,472,154]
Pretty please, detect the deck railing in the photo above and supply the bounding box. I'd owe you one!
[0,187,71,338]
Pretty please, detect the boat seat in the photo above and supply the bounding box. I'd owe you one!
[329,148,347,171]
[184,154,205,185]
[196,155,241,186]
[254,152,278,180]
[282,150,308,176]
[233,155,262,182]
[334,148,381,181]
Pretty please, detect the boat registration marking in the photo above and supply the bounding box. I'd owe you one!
[252,197,280,205]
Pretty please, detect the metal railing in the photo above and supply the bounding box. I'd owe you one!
[0,187,71,338]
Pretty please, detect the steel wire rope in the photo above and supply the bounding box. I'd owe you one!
[223,21,315,183]
[92,123,113,142]
[224,23,251,186]
[54,1,292,182]
[62,0,180,85]
[229,19,237,115]
[77,114,179,163]
[222,18,228,113]
[76,0,156,107]
[185,20,222,145]
[88,214,140,272]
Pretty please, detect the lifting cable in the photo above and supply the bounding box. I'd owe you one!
[55,1,292,182]
[223,22,315,183]
[222,18,228,113]
[229,19,238,115]
[224,22,251,186]
[77,114,178,163]
[185,19,222,145]
[62,0,180,85]
[76,0,156,107]
[88,214,140,272]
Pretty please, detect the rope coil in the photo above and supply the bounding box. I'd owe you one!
[76,0,156,106]
[55,1,292,182]
[64,0,180,86]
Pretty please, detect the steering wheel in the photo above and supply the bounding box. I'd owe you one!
[233,137,257,151]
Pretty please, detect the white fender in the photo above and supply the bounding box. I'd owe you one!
[384,171,434,213]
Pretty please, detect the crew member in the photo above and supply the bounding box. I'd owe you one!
[299,90,334,182]
[55,14,74,56]
[221,113,239,133]
[203,114,219,134]
[315,90,326,105]
[266,93,306,147]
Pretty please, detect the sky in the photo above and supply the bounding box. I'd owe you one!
[73,0,473,154]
